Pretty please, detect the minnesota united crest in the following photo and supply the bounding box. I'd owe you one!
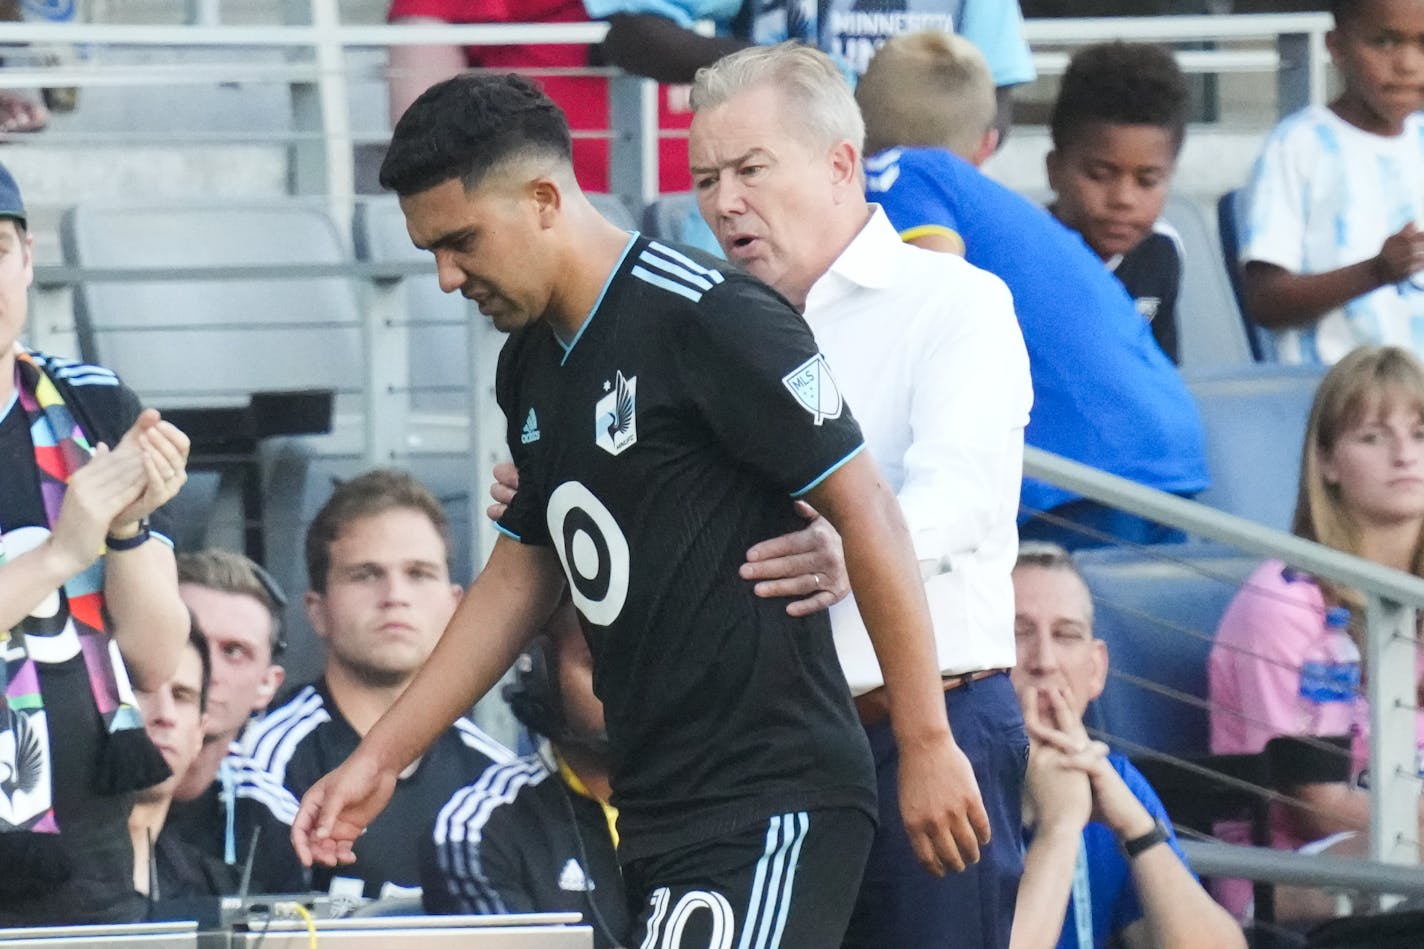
[781,353,843,425]
[595,370,637,456]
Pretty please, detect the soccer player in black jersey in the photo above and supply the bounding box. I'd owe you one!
[293,73,976,948]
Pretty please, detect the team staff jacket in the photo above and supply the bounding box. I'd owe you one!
[233,679,513,898]
[496,234,877,863]
[422,752,630,949]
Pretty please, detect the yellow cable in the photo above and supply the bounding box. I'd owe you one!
[278,901,318,949]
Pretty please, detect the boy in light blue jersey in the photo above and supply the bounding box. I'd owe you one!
[855,30,1208,549]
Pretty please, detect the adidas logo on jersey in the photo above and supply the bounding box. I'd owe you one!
[521,408,541,445]
[558,858,594,892]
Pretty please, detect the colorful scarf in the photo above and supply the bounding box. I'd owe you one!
[0,351,168,840]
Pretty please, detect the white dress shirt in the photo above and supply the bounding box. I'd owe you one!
[805,206,1032,695]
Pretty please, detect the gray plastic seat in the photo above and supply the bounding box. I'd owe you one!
[1186,363,1325,532]
[60,200,362,657]
[1161,193,1254,368]
[61,200,364,413]
[1076,542,1261,758]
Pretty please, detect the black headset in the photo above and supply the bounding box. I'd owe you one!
[503,636,566,741]
[248,559,289,660]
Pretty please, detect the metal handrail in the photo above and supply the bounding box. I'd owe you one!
[1024,447,1424,607]
[1025,446,1424,871]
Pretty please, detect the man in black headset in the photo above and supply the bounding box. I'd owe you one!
[422,599,629,949]
[164,549,288,871]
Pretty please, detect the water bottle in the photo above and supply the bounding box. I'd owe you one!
[1299,607,1361,704]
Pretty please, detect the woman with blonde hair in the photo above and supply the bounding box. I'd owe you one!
[1208,345,1424,915]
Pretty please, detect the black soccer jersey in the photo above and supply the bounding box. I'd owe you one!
[423,753,630,949]
[496,236,877,862]
[1111,228,1183,364]
[233,680,513,898]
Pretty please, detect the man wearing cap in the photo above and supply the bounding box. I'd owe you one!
[0,160,193,925]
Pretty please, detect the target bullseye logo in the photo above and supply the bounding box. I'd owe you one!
[547,481,629,626]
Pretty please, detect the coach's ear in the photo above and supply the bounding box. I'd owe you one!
[828,138,859,197]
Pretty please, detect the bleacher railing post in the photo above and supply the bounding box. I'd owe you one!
[288,0,354,242]
[360,277,411,469]
[608,73,659,220]
[1365,594,1420,879]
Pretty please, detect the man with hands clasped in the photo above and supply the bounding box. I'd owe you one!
[1009,543,1243,949]
[0,158,191,926]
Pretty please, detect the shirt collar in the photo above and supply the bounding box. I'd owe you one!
[809,205,901,304]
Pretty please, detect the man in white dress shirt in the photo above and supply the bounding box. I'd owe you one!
[688,42,1033,949]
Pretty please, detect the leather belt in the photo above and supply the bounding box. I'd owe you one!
[853,669,1009,729]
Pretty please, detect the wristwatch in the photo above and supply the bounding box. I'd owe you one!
[1121,818,1170,859]
[106,518,151,551]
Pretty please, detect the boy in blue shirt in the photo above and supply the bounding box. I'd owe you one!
[855,30,1209,549]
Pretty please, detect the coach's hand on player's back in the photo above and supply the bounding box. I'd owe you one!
[899,735,991,876]
[487,461,520,521]
[292,748,398,867]
[740,501,849,616]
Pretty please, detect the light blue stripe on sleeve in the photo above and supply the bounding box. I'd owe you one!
[493,523,522,542]
[790,443,865,498]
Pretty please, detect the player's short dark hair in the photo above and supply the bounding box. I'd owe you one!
[186,618,213,713]
[1050,41,1188,155]
[304,469,452,593]
[379,73,573,197]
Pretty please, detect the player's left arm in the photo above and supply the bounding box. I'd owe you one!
[805,451,991,876]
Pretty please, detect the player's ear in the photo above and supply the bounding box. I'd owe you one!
[531,177,563,228]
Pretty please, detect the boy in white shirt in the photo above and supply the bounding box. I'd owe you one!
[1239,0,1424,364]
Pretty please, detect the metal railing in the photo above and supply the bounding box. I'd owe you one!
[1026,447,1424,878]
[0,10,1336,225]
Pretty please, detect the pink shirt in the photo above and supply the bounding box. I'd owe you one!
[1208,560,1424,913]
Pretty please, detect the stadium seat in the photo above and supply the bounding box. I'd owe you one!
[61,200,372,683]
[1217,188,1278,362]
[1161,193,1254,367]
[1075,542,1261,758]
[1185,363,1325,532]
[641,192,722,255]
[62,200,363,414]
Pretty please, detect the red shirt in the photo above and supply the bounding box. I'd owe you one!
[389,0,692,193]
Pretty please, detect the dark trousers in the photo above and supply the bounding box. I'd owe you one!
[842,672,1029,949]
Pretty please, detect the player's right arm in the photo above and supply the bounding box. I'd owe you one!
[292,536,566,867]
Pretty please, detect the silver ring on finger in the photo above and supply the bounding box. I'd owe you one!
[812,573,822,589]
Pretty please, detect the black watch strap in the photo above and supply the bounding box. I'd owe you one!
[106,518,152,551]
[1121,818,1170,859]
